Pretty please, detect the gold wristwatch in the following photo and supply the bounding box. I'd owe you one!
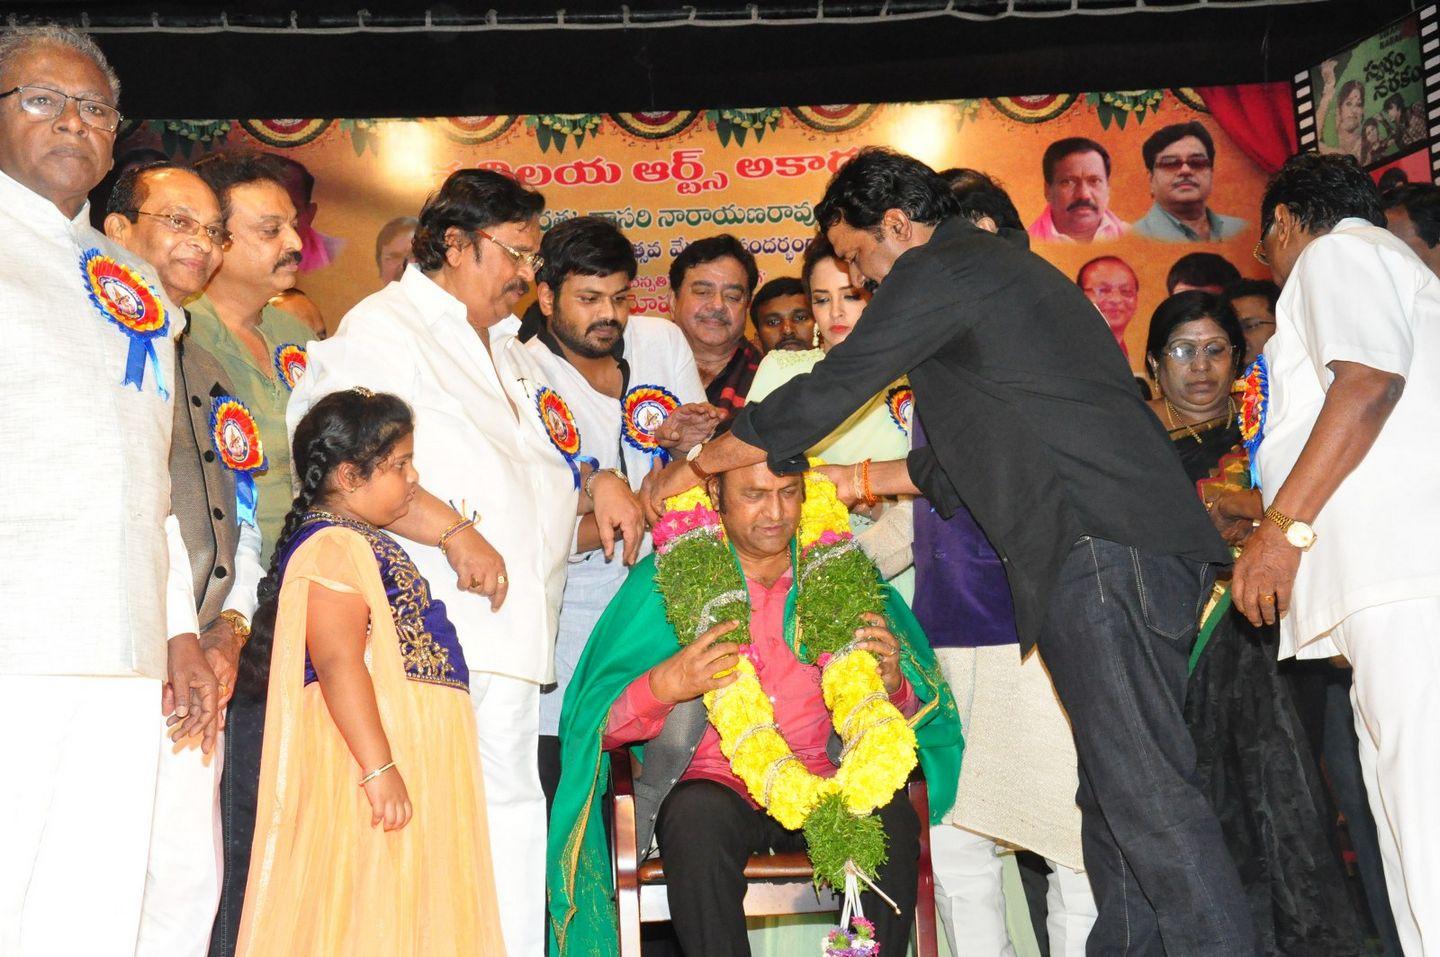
[218,609,252,646]
[1264,505,1317,551]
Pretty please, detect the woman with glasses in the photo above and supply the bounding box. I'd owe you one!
[1144,291,1363,956]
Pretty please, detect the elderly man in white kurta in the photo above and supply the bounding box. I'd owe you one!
[289,170,642,957]
[0,26,220,957]
[1235,152,1440,954]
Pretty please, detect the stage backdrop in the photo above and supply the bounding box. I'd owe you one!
[115,88,1275,376]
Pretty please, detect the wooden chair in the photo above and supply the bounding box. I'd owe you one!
[608,748,939,957]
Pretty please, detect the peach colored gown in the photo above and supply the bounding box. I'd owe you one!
[236,525,506,957]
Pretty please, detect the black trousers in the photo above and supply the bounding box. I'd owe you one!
[654,779,919,957]
[209,691,265,957]
[1035,536,1258,957]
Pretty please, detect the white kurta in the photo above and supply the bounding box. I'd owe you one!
[0,171,183,955]
[1259,218,1440,659]
[524,315,705,735]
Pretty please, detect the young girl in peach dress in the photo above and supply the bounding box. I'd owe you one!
[236,388,506,956]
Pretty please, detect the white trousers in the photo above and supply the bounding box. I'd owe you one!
[135,720,224,957]
[0,675,161,957]
[1330,596,1440,957]
[931,823,1095,957]
[471,672,545,957]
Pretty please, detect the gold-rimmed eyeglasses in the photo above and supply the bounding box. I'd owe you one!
[128,210,233,250]
[0,85,122,133]
[476,228,544,272]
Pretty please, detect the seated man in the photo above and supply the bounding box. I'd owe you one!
[548,462,962,957]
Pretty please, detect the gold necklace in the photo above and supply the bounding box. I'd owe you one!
[1165,396,1235,444]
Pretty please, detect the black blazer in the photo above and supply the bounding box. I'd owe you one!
[733,217,1229,650]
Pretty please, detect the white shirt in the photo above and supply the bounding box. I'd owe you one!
[524,315,704,593]
[1259,218,1440,658]
[288,265,578,683]
[0,170,185,679]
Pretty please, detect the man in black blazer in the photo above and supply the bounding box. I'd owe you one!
[645,149,1256,956]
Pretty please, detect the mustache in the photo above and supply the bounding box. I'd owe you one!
[504,278,529,296]
[696,308,731,324]
[273,251,302,271]
[587,320,622,336]
[1066,200,1099,213]
[1172,177,1199,187]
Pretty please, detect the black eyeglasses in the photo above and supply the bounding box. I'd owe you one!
[0,85,121,133]
[128,210,232,250]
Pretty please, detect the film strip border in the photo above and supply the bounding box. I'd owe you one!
[1424,3,1440,181]
[1293,5,1440,181]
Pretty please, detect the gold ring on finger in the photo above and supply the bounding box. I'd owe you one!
[1262,594,1275,604]
[496,574,508,586]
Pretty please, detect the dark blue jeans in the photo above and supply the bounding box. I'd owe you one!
[1036,537,1258,957]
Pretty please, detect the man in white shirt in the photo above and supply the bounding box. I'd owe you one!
[104,160,266,957]
[290,170,642,957]
[519,215,717,808]
[0,26,220,957]
[1236,151,1440,954]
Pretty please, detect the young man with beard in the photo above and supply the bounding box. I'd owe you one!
[521,215,716,809]
[186,151,315,957]
[105,160,265,957]
[750,276,815,353]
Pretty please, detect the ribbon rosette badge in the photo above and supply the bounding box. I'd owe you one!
[81,248,170,397]
[1237,355,1268,485]
[209,397,267,527]
[621,384,681,465]
[885,385,914,437]
[274,343,308,390]
[535,386,587,487]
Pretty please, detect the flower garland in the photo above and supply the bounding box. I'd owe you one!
[650,470,919,891]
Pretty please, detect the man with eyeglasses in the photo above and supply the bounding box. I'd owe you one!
[102,159,265,957]
[0,25,223,956]
[182,150,315,957]
[290,168,644,957]
[1133,121,1248,243]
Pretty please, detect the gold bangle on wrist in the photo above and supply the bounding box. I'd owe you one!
[358,761,396,787]
[584,466,625,500]
[437,517,475,556]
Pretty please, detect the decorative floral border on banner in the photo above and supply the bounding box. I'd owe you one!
[434,115,519,145]
[166,92,1221,160]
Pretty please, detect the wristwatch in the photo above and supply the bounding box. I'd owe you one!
[686,441,713,481]
[1264,505,1317,551]
[218,609,252,647]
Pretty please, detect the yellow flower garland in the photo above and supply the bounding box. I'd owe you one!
[664,474,919,837]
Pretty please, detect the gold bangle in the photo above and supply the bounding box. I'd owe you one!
[358,761,396,787]
[437,517,474,556]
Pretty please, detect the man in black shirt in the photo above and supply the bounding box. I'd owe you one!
[644,149,1255,956]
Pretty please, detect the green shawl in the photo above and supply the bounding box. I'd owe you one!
[546,553,964,957]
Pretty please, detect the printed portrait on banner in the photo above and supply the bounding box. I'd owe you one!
[1309,14,1428,169]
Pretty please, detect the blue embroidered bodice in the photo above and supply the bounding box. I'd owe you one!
[278,511,470,692]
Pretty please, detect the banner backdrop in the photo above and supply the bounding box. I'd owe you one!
[115,88,1273,375]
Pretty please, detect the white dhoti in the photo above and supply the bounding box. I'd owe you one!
[1330,596,1440,957]
[136,720,224,957]
[0,674,161,957]
[471,671,545,957]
